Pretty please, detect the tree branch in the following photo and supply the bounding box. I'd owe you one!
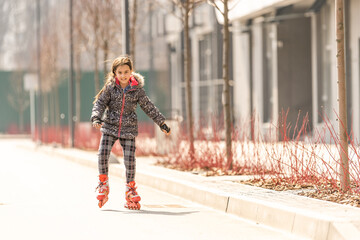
[207,0,224,15]
[190,0,206,10]
[153,0,184,22]
[229,0,242,12]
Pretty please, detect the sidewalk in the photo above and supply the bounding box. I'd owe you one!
[21,141,360,240]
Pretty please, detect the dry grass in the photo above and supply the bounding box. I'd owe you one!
[156,111,360,208]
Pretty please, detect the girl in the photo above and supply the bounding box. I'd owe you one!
[91,56,171,209]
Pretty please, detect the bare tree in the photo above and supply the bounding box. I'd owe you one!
[208,0,233,169]
[7,71,29,133]
[73,1,84,123]
[78,0,122,95]
[6,0,36,69]
[0,1,11,64]
[5,0,36,132]
[98,0,121,74]
[130,0,138,63]
[39,11,61,130]
[71,0,121,121]
[81,0,101,94]
[335,0,350,191]
[130,0,157,65]
[162,0,205,158]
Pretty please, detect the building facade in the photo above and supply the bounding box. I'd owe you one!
[230,0,360,140]
[136,0,360,141]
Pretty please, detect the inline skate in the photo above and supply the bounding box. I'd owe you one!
[96,174,109,208]
[124,181,141,210]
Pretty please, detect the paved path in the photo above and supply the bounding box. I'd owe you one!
[0,139,302,240]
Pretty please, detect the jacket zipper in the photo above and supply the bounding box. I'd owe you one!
[117,88,136,138]
[118,93,126,137]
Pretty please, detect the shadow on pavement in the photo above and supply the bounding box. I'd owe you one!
[102,209,199,216]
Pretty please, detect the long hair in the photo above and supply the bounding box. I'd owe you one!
[93,55,133,104]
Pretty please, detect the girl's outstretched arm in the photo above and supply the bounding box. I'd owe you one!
[138,88,165,127]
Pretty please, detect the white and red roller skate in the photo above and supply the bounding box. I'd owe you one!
[124,181,141,210]
[96,174,109,208]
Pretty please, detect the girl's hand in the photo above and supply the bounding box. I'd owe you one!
[160,123,171,136]
[162,129,171,136]
[92,122,102,130]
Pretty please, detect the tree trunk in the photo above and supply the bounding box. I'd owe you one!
[184,0,194,157]
[94,3,100,94]
[19,110,24,133]
[94,48,100,94]
[335,0,350,191]
[130,0,137,63]
[103,40,108,74]
[50,87,55,127]
[54,83,60,129]
[43,93,48,143]
[222,0,232,170]
[75,49,82,123]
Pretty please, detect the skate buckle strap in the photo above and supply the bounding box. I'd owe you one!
[130,189,138,196]
[127,181,136,189]
[95,180,108,192]
[127,182,137,193]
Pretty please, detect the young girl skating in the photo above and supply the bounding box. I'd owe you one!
[91,56,171,209]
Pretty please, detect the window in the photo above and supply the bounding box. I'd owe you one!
[199,33,214,123]
[199,34,213,81]
[263,23,274,123]
[181,87,187,120]
[317,3,332,122]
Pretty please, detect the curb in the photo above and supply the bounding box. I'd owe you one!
[30,144,360,240]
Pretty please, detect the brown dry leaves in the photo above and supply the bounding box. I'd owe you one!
[298,189,360,207]
[241,178,360,208]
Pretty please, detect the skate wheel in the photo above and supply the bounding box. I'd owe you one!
[98,196,108,208]
[125,202,141,210]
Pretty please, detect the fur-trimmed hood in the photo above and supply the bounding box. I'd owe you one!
[107,72,145,89]
[131,72,145,88]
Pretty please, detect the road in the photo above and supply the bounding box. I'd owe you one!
[0,138,302,240]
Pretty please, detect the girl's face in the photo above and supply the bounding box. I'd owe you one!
[115,65,131,87]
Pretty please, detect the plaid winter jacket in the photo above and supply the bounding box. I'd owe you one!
[91,72,165,139]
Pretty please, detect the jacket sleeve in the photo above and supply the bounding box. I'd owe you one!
[91,85,111,123]
[137,88,165,126]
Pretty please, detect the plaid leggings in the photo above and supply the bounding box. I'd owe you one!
[98,134,136,183]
